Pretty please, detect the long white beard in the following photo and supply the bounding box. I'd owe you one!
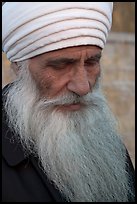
[4,61,133,202]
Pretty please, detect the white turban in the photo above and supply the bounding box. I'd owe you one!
[2,2,113,62]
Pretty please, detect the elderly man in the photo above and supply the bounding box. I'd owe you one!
[2,2,135,202]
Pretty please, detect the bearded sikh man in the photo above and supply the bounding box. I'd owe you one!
[2,2,135,202]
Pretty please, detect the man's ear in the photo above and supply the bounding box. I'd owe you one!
[10,62,19,76]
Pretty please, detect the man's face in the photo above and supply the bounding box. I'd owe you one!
[28,45,101,111]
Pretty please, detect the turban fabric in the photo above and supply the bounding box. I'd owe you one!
[2,2,113,62]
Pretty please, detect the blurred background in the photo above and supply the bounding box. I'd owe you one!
[102,2,135,167]
[2,2,135,166]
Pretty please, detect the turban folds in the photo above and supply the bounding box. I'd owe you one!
[2,2,113,62]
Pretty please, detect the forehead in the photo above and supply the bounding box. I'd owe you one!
[30,45,102,62]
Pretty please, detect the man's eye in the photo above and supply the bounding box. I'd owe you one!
[85,60,98,66]
[51,64,67,70]
[51,61,74,70]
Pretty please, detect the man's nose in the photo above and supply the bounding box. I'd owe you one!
[67,66,91,96]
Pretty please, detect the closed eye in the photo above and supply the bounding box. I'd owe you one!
[46,58,78,70]
[85,54,101,66]
[85,59,98,66]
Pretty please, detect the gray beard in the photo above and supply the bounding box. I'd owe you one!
[4,61,132,202]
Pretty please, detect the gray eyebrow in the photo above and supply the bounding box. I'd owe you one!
[46,58,79,67]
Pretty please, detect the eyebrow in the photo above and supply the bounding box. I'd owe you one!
[45,58,78,67]
[45,53,102,67]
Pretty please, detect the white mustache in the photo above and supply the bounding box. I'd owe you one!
[38,91,102,109]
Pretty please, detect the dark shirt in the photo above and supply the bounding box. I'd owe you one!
[2,84,135,202]
[2,84,66,202]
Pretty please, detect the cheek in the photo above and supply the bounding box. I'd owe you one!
[89,65,100,77]
[31,70,67,98]
[94,65,101,75]
[30,70,53,93]
[88,66,100,85]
